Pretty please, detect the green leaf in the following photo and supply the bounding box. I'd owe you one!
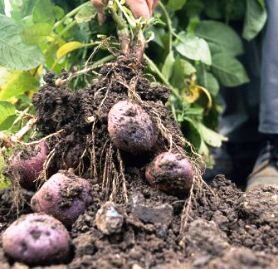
[243,0,267,40]
[0,101,16,130]
[170,56,196,89]
[75,2,96,23]
[56,41,83,60]
[198,69,220,96]
[176,33,211,65]
[32,0,57,24]
[0,71,39,100]
[162,51,175,81]
[212,53,249,87]
[166,0,187,11]
[181,117,202,150]
[10,0,36,20]
[0,15,44,70]
[0,0,4,14]
[196,20,243,56]
[197,122,227,148]
[21,23,52,45]
[204,0,222,19]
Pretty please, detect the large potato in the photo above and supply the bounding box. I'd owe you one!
[2,213,71,265]
[31,171,92,226]
[145,152,194,195]
[108,101,157,153]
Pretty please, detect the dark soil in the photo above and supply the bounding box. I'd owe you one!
[1,57,278,268]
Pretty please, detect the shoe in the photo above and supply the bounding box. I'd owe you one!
[247,138,278,191]
[204,142,260,188]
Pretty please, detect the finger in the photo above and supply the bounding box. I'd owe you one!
[146,0,159,15]
[91,0,108,24]
[125,0,151,19]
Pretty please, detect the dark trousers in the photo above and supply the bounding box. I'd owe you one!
[220,0,278,142]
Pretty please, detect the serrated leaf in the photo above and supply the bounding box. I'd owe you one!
[32,0,57,24]
[0,101,16,130]
[162,51,175,81]
[212,53,249,87]
[10,0,36,20]
[21,23,52,45]
[176,33,211,65]
[243,0,267,40]
[170,56,196,89]
[197,122,227,148]
[56,41,83,60]
[75,2,96,23]
[181,117,202,150]
[198,69,220,96]
[0,15,44,70]
[196,20,243,56]
[0,71,39,100]
[166,0,187,11]
[0,0,4,14]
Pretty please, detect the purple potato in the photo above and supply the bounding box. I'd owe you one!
[2,213,71,265]
[108,101,157,153]
[145,152,194,195]
[8,141,48,190]
[31,171,92,226]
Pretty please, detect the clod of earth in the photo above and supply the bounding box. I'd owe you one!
[108,100,158,154]
[95,201,124,235]
[31,171,92,226]
[145,152,194,195]
[2,213,71,265]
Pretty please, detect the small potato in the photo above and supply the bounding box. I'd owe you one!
[2,213,71,265]
[108,101,157,153]
[31,171,92,226]
[145,152,194,195]
[8,142,48,190]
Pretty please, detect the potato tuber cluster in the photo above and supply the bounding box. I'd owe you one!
[2,94,195,266]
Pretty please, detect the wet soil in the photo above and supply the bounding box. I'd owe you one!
[1,57,278,268]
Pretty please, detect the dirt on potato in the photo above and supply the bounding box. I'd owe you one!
[1,57,278,268]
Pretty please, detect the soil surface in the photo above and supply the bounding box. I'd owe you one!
[1,57,278,268]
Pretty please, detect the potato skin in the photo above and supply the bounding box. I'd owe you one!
[145,152,194,195]
[31,171,92,226]
[108,101,157,153]
[2,213,70,265]
[8,142,48,190]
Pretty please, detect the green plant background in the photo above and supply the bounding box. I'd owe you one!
[0,0,267,171]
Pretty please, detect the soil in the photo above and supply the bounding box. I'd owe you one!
[1,57,278,268]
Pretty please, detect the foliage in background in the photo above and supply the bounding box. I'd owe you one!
[0,0,267,165]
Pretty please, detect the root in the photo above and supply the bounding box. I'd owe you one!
[179,162,217,247]
[10,177,24,217]
[25,129,64,146]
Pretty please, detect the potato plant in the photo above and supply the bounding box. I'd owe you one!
[0,0,267,170]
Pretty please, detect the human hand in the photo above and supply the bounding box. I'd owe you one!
[91,0,159,23]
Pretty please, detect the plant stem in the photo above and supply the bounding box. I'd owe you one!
[159,2,173,52]
[67,55,115,81]
[144,54,181,101]
[53,1,90,30]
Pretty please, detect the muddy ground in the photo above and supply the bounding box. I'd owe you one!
[1,57,278,268]
[0,176,278,269]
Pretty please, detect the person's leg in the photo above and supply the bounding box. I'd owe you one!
[247,0,278,189]
[259,0,278,134]
[205,39,263,186]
